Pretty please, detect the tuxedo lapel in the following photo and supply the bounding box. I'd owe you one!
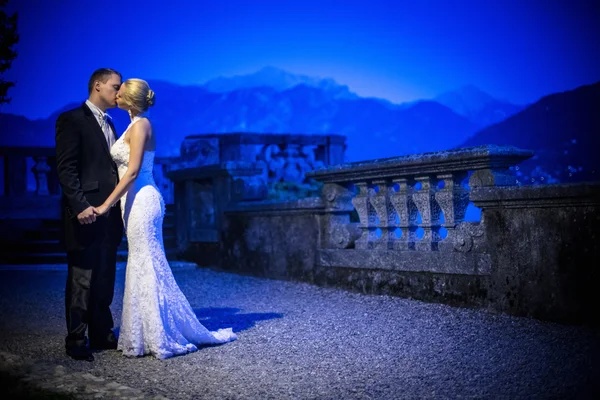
[81,103,113,162]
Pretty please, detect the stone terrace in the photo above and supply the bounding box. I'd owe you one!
[0,266,598,399]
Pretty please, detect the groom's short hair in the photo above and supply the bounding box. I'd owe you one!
[88,68,122,94]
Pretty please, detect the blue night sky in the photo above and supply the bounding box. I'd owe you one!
[2,0,599,119]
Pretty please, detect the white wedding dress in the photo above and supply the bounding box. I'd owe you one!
[110,116,237,359]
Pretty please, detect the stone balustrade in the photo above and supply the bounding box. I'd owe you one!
[0,147,60,197]
[309,145,532,254]
[0,146,177,218]
[0,147,61,220]
[207,144,598,324]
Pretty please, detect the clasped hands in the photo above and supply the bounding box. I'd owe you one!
[76,204,110,225]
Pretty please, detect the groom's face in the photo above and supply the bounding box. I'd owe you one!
[96,73,122,108]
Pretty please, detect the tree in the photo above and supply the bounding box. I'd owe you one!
[0,0,18,104]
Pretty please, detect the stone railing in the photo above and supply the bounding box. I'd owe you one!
[0,146,177,218]
[309,145,532,255]
[194,144,598,325]
[0,146,60,197]
[0,146,61,219]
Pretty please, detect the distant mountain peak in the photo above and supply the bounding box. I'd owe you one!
[434,84,523,127]
[435,85,495,113]
[201,66,356,99]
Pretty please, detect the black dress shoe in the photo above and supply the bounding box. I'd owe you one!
[90,340,118,350]
[66,346,94,362]
[90,331,118,350]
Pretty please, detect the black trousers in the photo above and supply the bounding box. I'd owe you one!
[65,245,118,349]
[63,209,122,350]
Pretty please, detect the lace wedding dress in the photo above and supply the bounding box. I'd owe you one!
[110,116,237,359]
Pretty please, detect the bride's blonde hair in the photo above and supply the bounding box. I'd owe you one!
[120,78,155,113]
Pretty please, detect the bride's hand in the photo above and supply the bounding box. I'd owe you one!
[93,204,110,216]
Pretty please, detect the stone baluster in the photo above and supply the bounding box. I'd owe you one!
[351,182,378,249]
[31,156,51,196]
[320,183,360,249]
[390,178,419,250]
[411,176,442,251]
[434,173,470,251]
[369,179,397,249]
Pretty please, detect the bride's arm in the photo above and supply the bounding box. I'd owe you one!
[94,119,151,216]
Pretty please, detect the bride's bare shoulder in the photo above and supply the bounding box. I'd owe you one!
[135,117,151,128]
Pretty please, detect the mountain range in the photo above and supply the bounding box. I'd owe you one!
[462,81,600,184]
[1,67,597,184]
[0,67,521,161]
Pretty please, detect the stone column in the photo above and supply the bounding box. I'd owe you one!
[31,156,51,196]
[369,179,396,249]
[351,182,377,249]
[320,183,359,249]
[412,176,441,251]
[390,178,418,250]
[435,172,470,251]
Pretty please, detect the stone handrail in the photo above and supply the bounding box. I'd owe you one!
[307,145,533,252]
[0,146,59,196]
[0,145,177,203]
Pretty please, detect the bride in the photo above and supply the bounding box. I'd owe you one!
[93,78,237,359]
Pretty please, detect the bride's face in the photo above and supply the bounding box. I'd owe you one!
[116,86,128,110]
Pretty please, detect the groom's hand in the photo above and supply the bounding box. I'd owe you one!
[77,206,96,225]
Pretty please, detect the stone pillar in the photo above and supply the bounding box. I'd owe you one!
[167,162,265,257]
[369,179,396,249]
[435,172,470,251]
[412,176,441,251]
[320,183,359,249]
[390,178,418,250]
[351,182,377,249]
[31,156,51,196]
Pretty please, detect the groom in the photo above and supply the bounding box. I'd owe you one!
[55,68,124,361]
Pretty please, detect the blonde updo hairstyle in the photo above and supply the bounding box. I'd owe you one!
[120,78,155,113]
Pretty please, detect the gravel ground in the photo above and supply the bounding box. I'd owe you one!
[0,267,598,399]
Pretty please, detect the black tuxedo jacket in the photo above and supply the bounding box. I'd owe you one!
[55,102,123,251]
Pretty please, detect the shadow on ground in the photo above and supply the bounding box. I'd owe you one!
[193,307,283,332]
[1,371,75,399]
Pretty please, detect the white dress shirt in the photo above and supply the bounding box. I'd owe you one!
[86,100,115,148]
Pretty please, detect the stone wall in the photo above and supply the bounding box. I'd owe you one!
[219,200,491,307]
[171,143,600,325]
[221,198,322,282]
[217,182,599,323]
[472,183,600,324]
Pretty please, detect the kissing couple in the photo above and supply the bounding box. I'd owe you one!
[55,68,237,361]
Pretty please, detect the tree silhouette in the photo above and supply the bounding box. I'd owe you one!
[0,0,18,104]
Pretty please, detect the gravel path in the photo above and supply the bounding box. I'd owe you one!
[0,267,598,399]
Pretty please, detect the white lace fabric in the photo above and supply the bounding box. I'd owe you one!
[110,117,237,359]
